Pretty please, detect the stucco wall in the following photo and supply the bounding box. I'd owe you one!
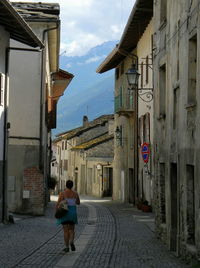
[8,41,41,138]
[113,55,135,203]
[136,19,154,205]
[7,25,51,214]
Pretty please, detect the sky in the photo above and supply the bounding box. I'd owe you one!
[11,0,135,57]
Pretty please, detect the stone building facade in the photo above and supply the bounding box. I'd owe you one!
[52,115,114,197]
[153,0,200,260]
[97,0,154,204]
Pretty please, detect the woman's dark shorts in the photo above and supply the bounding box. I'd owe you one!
[62,221,75,225]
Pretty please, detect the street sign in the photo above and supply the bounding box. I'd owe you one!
[141,142,150,163]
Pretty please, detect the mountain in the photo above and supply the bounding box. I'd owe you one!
[54,41,117,135]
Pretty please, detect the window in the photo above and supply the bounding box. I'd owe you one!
[65,140,67,150]
[160,163,166,223]
[139,117,144,145]
[0,73,5,106]
[139,113,150,144]
[160,0,167,23]
[145,57,149,84]
[64,160,68,171]
[62,141,64,150]
[159,64,166,117]
[140,62,144,88]
[93,165,96,183]
[188,34,197,105]
[115,68,119,80]
[144,113,150,143]
[173,87,179,129]
[119,125,123,146]
[187,165,195,245]
[60,160,63,175]
[170,163,178,251]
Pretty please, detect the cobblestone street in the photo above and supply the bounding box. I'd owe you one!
[0,197,196,268]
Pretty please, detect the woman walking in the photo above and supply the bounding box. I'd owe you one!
[56,180,80,252]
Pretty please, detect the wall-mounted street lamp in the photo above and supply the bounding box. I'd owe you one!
[126,59,153,103]
[74,167,78,172]
[126,64,140,88]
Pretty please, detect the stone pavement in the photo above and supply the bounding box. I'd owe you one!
[0,196,196,268]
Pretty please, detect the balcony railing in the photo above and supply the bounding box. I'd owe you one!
[114,91,134,114]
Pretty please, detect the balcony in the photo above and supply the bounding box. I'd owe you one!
[114,91,135,115]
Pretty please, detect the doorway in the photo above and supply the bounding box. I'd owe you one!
[170,163,178,251]
[108,168,113,197]
[186,165,195,245]
[129,168,134,203]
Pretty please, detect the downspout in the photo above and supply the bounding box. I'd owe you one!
[2,48,10,222]
[39,22,60,171]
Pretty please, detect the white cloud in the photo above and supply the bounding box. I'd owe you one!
[65,63,72,69]
[85,55,107,64]
[12,0,136,56]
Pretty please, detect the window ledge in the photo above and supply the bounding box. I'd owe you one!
[185,102,197,110]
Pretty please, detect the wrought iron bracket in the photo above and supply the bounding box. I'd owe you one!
[128,87,153,103]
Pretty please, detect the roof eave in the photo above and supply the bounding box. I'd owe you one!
[96,46,125,73]
[96,0,153,74]
[1,0,43,48]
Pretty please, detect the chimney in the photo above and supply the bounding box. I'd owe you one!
[83,115,89,127]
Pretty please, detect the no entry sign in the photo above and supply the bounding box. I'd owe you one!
[141,142,150,163]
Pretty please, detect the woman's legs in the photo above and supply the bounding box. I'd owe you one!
[68,224,76,250]
[63,225,70,249]
[62,223,75,251]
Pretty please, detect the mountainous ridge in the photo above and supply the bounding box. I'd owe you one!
[54,41,117,135]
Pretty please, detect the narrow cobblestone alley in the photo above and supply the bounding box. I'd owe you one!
[0,197,196,268]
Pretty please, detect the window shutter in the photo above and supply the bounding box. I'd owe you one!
[0,73,5,106]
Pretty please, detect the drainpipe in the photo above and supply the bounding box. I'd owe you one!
[39,22,60,171]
